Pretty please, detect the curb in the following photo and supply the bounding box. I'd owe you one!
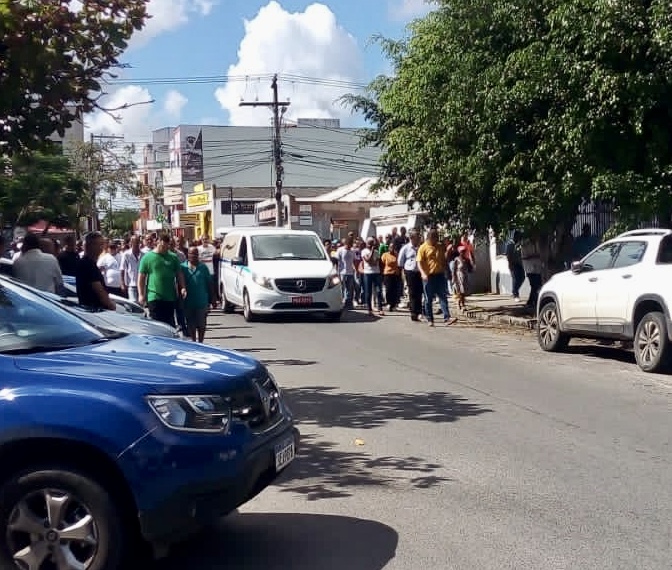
[454,304,537,330]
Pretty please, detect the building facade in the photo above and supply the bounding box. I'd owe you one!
[136,120,381,239]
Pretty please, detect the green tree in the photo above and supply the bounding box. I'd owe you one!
[100,208,139,237]
[0,0,149,154]
[67,141,140,229]
[0,148,87,231]
[345,0,672,237]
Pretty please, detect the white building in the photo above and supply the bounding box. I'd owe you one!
[137,119,381,239]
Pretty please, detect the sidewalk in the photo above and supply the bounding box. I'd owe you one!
[451,293,537,330]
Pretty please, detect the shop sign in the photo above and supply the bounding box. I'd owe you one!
[186,191,211,213]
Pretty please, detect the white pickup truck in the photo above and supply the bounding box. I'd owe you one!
[536,229,672,373]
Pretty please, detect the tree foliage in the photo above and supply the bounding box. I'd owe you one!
[0,148,86,230]
[0,0,149,154]
[345,0,672,235]
[67,141,139,224]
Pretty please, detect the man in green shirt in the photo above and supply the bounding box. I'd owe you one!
[138,234,187,327]
[181,246,215,343]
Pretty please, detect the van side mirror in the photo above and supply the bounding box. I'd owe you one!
[231,257,244,266]
[571,261,583,274]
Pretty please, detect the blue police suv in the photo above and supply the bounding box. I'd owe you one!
[0,276,299,569]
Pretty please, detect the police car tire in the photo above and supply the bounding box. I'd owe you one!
[243,290,257,322]
[0,467,125,570]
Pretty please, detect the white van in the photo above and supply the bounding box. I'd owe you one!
[219,228,343,321]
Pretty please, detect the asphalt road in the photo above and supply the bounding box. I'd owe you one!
[157,309,672,570]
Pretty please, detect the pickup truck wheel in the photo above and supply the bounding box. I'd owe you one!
[0,468,125,570]
[634,311,670,373]
[537,301,569,352]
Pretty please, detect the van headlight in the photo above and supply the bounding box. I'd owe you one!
[147,395,231,433]
[327,270,341,288]
[252,272,272,289]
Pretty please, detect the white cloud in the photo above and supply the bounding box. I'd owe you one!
[85,85,156,145]
[130,0,218,47]
[215,2,364,126]
[163,90,188,118]
[389,0,435,21]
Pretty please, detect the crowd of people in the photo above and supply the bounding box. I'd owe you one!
[325,226,476,327]
[0,224,482,335]
[0,230,222,343]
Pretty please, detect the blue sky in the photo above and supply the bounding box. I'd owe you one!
[87,0,434,144]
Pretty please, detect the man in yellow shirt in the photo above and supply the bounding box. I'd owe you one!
[417,229,457,327]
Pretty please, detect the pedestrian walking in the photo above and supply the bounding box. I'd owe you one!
[75,232,116,310]
[181,247,215,343]
[521,237,542,311]
[57,235,80,277]
[398,231,423,321]
[120,236,144,302]
[336,237,356,309]
[506,230,525,302]
[361,237,384,317]
[381,242,402,310]
[97,241,124,297]
[13,233,64,294]
[417,229,457,327]
[138,234,187,327]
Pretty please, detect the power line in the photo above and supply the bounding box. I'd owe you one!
[239,74,290,227]
[104,73,367,89]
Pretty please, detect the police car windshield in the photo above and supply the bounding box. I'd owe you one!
[251,234,328,261]
[0,278,104,354]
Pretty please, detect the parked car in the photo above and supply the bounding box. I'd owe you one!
[0,276,299,569]
[62,274,145,314]
[0,261,144,314]
[219,227,343,322]
[537,228,672,372]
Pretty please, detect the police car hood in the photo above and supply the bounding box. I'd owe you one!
[13,335,263,394]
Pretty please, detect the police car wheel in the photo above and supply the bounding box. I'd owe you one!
[0,467,126,570]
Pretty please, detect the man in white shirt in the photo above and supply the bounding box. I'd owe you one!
[120,235,144,301]
[97,242,123,296]
[13,233,64,294]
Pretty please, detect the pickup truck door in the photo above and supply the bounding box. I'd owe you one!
[595,241,647,335]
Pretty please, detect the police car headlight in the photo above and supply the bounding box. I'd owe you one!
[327,270,341,288]
[147,395,231,433]
[252,272,273,289]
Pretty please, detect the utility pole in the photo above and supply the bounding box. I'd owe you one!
[229,187,235,227]
[240,74,290,227]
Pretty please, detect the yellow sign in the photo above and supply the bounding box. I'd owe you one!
[193,183,204,193]
[186,191,211,210]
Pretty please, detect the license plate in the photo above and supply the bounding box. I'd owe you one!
[291,296,313,305]
[274,438,295,471]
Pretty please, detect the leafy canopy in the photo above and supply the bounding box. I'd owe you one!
[346,0,672,234]
[0,148,87,230]
[0,0,149,154]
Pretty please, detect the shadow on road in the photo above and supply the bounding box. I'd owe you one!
[263,358,318,367]
[566,343,636,365]
[156,512,398,570]
[277,433,452,500]
[284,386,493,430]
[205,334,252,341]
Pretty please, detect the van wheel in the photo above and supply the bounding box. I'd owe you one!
[634,311,670,373]
[0,467,126,570]
[243,291,257,322]
[221,284,235,314]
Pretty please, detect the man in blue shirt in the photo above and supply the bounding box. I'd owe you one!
[397,231,423,321]
[181,246,215,343]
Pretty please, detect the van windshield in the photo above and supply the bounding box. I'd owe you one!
[250,234,328,261]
